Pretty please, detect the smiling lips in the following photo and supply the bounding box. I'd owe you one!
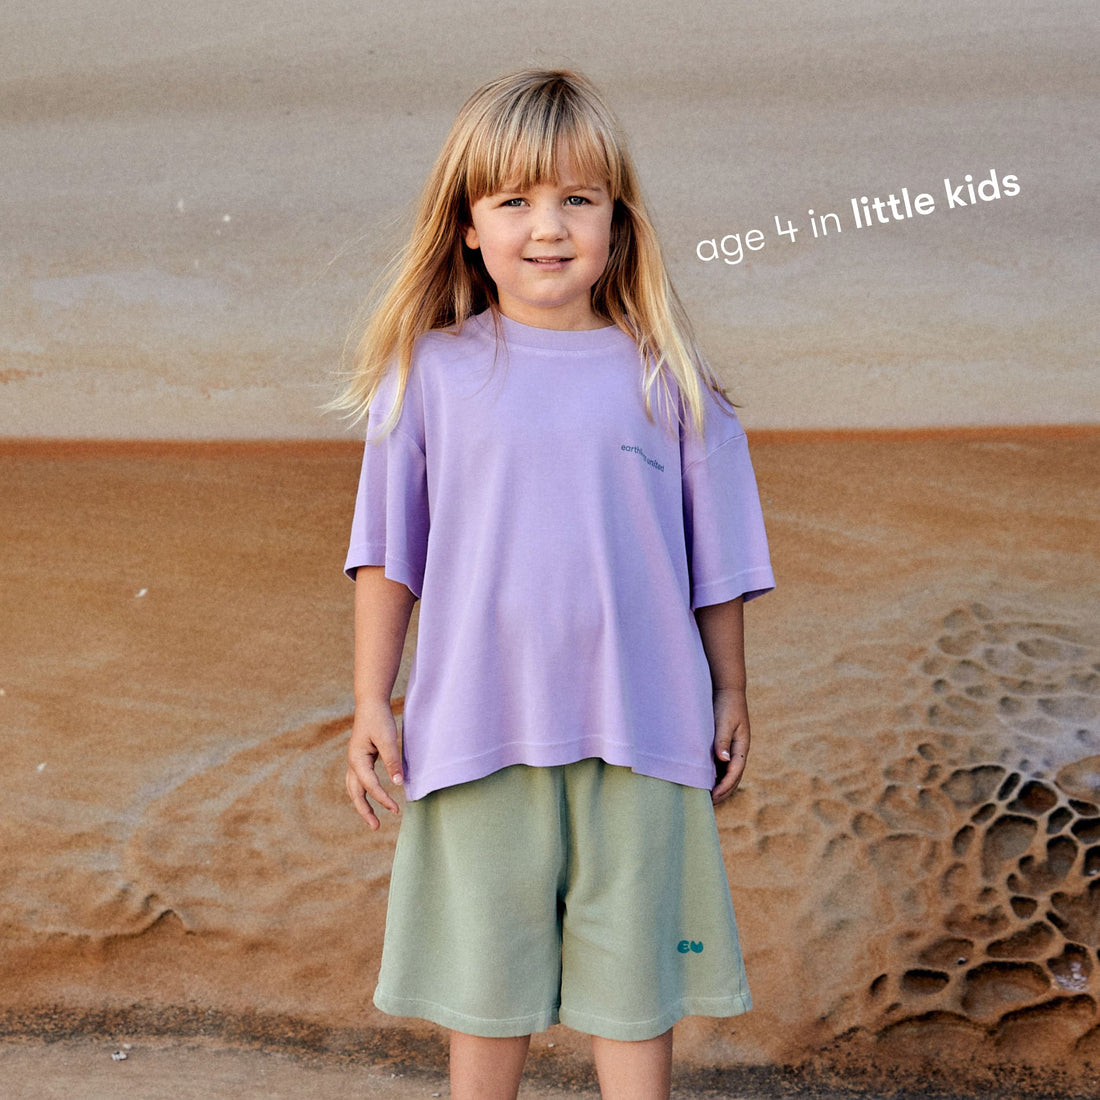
[525,256,571,264]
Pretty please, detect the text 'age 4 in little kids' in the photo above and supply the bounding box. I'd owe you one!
[696,168,1020,266]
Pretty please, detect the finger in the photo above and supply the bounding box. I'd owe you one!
[713,720,747,762]
[346,766,382,830]
[375,740,405,790]
[347,747,402,817]
[712,750,747,805]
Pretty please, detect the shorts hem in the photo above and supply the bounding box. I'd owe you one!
[374,990,560,1038]
[559,991,753,1042]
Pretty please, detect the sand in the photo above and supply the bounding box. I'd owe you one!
[0,1039,901,1100]
[2,431,1098,1096]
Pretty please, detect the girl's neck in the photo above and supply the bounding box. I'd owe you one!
[494,301,609,332]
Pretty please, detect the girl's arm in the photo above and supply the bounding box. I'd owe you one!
[694,596,750,806]
[345,565,416,829]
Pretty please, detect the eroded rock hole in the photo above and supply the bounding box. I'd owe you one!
[1071,818,1100,844]
[1049,882,1100,944]
[918,937,975,969]
[1014,836,1078,893]
[939,631,982,657]
[986,921,1056,960]
[952,825,975,857]
[901,969,951,996]
[1008,780,1059,816]
[941,766,1005,809]
[960,961,1051,1016]
[1010,896,1038,919]
[1085,846,1100,878]
[1047,835,1080,878]
[981,814,1038,879]
[1018,637,1079,662]
[1048,944,1092,992]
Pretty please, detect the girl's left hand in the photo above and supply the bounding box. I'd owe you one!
[711,686,750,805]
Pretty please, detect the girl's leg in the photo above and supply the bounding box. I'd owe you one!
[449,1031,531,1100]
[591,1029,673,1100]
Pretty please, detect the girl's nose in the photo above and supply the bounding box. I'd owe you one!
[530,204,567,240]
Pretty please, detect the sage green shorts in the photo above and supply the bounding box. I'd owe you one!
[373,759,751,1041]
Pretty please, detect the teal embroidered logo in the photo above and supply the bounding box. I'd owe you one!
[677,940,704,954]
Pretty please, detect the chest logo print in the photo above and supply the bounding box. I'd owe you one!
[621,444,665,473]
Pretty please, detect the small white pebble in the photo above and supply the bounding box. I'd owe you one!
[176,199,186,212]
[0,687,5,695]
[111,1051,127,1062]
[135,589,147,598]
[37,763,46,773]
[123,1043,133,1050]
[547,1042,555,1048]
[222,214,232,223]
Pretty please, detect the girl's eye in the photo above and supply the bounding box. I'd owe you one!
[501,197,526,207]
[564,195,590,206]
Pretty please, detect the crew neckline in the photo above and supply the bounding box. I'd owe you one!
[471,308,625,350]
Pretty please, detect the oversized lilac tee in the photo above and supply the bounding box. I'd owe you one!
[345,310,774,800]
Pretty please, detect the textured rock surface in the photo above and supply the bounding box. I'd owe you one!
[1,432,1097,1094]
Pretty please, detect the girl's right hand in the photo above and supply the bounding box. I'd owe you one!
[345,700,404,830]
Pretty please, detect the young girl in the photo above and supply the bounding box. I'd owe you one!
[339,69,773,1100]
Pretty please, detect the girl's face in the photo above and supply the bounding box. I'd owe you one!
[464,164,613,331]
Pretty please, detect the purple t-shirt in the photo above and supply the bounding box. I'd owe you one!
[345,310,774,800]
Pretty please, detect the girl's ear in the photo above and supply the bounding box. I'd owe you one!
[464,225,480,250]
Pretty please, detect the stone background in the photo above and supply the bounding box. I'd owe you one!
[2,0,1097,436]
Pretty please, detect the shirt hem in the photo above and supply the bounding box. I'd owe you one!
[344,546,424,596]
[692,567,776,609]
[404,744,716,801]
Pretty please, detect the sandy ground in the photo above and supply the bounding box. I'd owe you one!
[0,1038,908,1100]
[2,432,1099,1097]
[0,1038,592,1100]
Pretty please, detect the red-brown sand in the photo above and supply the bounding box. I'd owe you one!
[2,432,1098,1096]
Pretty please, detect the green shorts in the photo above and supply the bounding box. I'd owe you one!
[373,758,751,1041]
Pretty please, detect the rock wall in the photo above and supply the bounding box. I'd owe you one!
[1,434,1097,1094]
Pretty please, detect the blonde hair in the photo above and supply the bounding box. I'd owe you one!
[335,68,726,434]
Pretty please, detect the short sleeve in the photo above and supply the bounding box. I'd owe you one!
[681,395,775,609]
[343,371,429,597]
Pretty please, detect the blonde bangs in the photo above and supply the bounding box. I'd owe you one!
[459,74,625,202]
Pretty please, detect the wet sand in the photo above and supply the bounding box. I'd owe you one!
[2,432,1098,1096]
